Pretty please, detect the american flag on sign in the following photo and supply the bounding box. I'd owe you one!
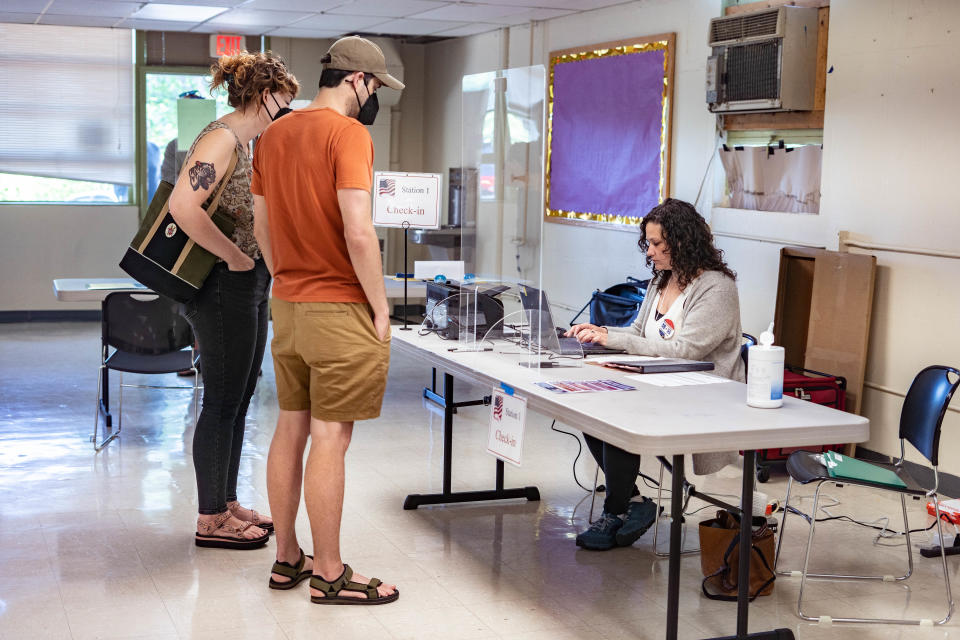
[493,394,503,421]
[378,178,396,196]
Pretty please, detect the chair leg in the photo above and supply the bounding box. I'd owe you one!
[588,465,600,524]
[92,366,119,452]
[774,476,794,575]
[932,496,956,624]
[900,493,915,581]
[796,481,823,621]
[117,371,124,434]
[795,482,951,625]
[652,458,699,557]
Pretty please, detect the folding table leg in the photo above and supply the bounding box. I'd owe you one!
[403,370,540,509]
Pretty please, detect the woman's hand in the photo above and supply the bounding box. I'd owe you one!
[566,323,601,338]
[227,254,255,272]
[576,326,608,345]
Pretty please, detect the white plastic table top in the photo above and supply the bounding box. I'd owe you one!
[53,276,427,302]
[390,328,869,457]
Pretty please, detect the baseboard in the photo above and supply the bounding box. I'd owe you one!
[0,310,100,323]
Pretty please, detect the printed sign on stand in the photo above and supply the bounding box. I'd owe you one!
[487,386,527,467]
[372,171,442,229]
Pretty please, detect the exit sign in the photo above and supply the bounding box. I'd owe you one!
[210,34,246,58]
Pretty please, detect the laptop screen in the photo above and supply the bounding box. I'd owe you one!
[517,285,563,352]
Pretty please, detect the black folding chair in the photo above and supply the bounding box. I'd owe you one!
[92,292,199,451]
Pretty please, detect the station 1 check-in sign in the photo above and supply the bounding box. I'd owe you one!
[372,172,442,229]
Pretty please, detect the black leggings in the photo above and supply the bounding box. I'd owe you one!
[186,259,271,515]
[584,433,641,516]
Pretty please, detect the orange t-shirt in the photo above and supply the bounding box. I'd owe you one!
[251,107,373,303]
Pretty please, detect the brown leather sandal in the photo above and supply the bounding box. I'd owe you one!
[195,511,269,550]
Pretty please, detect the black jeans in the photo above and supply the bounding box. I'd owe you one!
[186,259,271,515]
[584,433,641,516]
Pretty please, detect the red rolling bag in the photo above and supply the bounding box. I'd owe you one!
[755,365,847,482]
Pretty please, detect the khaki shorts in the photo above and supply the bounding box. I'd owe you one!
[271,298,390,422]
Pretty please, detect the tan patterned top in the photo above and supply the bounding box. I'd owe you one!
[186,120,260,260]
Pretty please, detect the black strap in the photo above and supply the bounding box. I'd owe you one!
[569,293,597,326]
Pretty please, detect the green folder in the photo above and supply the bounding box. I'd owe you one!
[824,451,907,488]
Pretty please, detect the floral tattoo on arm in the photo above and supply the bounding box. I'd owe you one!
[189,161,216,191]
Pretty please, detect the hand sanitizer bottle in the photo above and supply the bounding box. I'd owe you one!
[747,323,784,408]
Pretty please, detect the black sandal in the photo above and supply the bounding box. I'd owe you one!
[269,549,313,590]
[309,564,399,605]
[195,511,269,550]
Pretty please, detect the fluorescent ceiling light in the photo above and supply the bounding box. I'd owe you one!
[130,3,227,22]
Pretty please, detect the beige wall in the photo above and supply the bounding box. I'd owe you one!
[0,205,139,311]
[419,0,960,469]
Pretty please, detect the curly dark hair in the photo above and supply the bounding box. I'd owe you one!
[210,51,299,112]
[637,198,736,290]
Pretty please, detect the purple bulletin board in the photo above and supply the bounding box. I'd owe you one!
[546,34,675,229]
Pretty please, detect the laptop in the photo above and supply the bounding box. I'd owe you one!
[518,285,624,356]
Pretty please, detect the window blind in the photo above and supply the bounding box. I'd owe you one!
[0,24,134,186]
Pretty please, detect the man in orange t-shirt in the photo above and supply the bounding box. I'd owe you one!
[252,36,403,605]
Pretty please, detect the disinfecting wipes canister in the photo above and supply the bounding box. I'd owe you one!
[747,323,784,409]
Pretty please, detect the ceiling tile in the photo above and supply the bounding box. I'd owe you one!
[131,3,228,22]
[140,0,240,6]
[497,7,576,25]
[0,12,39,24]
[410,2,529,22]
[265,27,346,38]
[46,0,140,18]
[39,14,122,26]
[2,0,51,11]
[116,17,201,30]
[190,22,270,35]
[204,8,313,28]
[240,0,342,11]
[432,22,501,37]
[285,13,387,31]
[325,0,448,19]
[363,17,467,36]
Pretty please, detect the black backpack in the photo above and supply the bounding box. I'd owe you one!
[570,277,649,327]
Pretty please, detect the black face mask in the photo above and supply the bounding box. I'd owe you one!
[354,78,379,126]
[266,93,292,121]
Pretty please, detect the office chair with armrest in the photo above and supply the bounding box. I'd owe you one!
[774,365,959,626]
[92,291,200,451]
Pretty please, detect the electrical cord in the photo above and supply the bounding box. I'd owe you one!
[549,420,594,492]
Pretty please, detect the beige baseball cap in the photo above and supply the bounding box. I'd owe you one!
[322,36,405,91]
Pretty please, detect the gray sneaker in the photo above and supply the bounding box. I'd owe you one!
[615,497,661,547]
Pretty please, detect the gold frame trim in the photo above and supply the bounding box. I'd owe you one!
[545,34,676,230]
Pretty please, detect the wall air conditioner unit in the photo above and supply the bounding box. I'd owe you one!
[706,6,819,113]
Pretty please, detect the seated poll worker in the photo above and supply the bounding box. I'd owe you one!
[566,198,745,551]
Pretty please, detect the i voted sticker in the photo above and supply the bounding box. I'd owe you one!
[659,318,676,339]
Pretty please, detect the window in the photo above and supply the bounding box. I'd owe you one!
[0,24,134,203]
[144,72,230,202]
[716,130,823,214]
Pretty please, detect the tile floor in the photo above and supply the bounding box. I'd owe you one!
[1,321,958,639]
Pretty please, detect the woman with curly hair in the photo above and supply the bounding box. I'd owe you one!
[566,198,745,551]
[168,51,299,549]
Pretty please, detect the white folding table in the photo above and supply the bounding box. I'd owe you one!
[390,328,869,640]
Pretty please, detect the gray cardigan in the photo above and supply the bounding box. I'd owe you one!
[603,270,745,474]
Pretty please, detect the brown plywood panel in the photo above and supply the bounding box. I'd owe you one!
[804,252,877,415]
[773,248,818,367]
